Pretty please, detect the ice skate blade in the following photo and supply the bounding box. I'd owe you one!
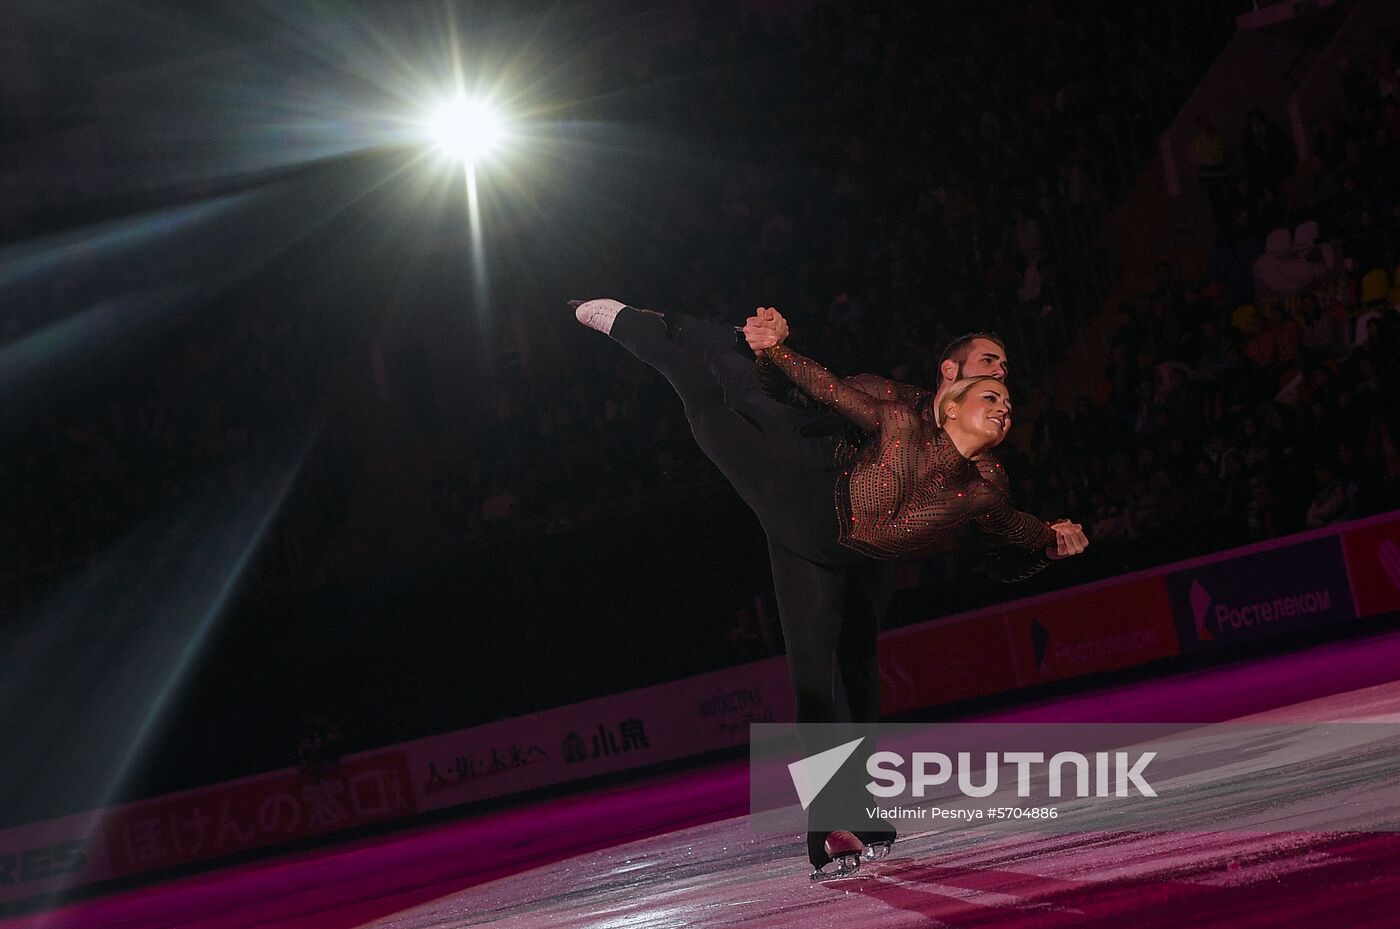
[863,841,893,862]
[809,853,864,881]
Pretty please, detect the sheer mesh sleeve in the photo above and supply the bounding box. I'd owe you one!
[842,374,934,412]
[981,547,1054,583]
[757,362,933,416]
[755,354,821,411]
[966,481,1056,551]
[763,345,886,433]
[963,451,1052,580]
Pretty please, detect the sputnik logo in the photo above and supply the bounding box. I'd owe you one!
[787,738,865,809]
[1189,581,1214,641]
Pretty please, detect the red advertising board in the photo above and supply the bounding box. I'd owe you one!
[0,811,115,905]
[879,613,1017,715]
[405,660,792,814]
[1003,576,1178,685]
[1341,515,1400,618]
[101,751,414,877]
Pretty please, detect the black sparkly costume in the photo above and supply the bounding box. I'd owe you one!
[605,307,1054,867]
[761,344,1056,560]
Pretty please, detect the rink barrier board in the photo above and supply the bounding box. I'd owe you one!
[3,510,1399,906]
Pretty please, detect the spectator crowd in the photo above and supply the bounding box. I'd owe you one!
[1023,37,1400,559]
[12,2,1399,673]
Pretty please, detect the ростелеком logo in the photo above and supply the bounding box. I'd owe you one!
[1189,580,1215,641]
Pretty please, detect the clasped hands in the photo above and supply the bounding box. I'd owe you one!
[743,306,789,353]
[1047,520,1088,559]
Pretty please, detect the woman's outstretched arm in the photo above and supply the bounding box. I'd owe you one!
[744,306,891,433]
[969,484,1058,551]
[981,520,1088,581]
[755,355,933,417]
[946,478,1087,557]
[761,344,889,433]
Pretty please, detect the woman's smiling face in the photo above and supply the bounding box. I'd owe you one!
[945,377,1013,449]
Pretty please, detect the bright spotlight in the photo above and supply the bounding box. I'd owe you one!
[425,96,505,164]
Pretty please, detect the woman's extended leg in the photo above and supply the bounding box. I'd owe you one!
[598,303,825,518]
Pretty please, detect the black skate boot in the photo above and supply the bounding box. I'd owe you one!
[808,830,867,881]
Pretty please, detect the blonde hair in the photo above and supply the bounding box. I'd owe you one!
[937,375,1009,428]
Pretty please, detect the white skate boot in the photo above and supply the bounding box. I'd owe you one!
[569,298,626,335]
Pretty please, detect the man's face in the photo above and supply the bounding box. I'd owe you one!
[957,338,1008,381]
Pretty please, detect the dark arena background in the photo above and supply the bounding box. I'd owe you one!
[4,0,1400,926]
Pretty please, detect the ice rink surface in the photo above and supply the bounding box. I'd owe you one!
[9,629,1400,929]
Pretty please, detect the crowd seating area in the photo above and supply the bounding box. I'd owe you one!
[1035,41,1400,555]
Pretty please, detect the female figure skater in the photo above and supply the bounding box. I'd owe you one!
[572,298,1087,878]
